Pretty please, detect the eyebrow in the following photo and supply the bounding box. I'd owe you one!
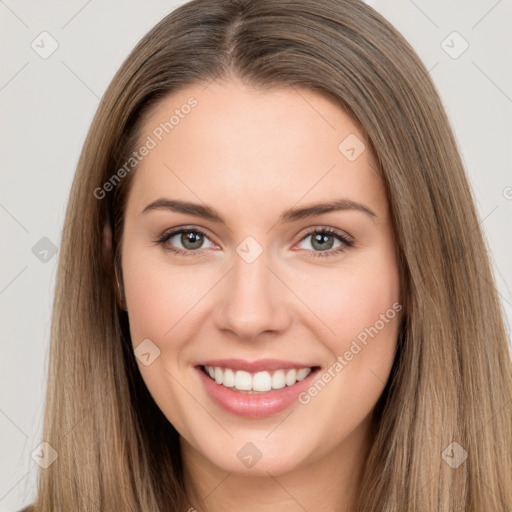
[141,197,376,224]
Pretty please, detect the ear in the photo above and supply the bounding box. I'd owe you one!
[103,220,113,253]
[103,221,127,311]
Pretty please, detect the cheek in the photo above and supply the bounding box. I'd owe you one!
[297,251,401,349]
[121,246,202,431]
[122,245,209,344]
[295,255,401,438]
[294,243,401,421]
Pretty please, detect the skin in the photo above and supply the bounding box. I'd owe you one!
[118,79,402,512]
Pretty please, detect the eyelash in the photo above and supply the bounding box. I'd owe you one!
[154,226,354,259]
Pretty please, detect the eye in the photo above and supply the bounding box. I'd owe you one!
[295,227,354,258]
[155,225,354,259]
[155,226,215,257]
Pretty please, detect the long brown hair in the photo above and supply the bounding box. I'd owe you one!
[26,0,512,510]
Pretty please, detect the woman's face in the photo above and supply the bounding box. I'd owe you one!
[120,79,401,477]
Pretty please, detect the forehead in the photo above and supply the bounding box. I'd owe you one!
[127,79,386,220]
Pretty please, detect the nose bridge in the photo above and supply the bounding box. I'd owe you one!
[214,239,290,339]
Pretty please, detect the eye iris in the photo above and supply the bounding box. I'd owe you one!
[312,232,334,251]
[182,230,203,250]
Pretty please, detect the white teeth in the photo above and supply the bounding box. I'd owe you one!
[234,370,252,390]
[271,370,286,389]
[223,368,235,388]
[296,368,311,381]
[253,371,272,392]
[285,369,297,386]
[203,365,313,392]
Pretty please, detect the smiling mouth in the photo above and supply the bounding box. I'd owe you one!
[199,364,321,394]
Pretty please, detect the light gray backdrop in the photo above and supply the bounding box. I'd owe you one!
[1,1,511,510]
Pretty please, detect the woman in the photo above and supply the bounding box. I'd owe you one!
[23,0,512,510]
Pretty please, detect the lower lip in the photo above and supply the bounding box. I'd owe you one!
[195,366,320,419]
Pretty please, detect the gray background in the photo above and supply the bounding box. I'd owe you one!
[1,1,511,510]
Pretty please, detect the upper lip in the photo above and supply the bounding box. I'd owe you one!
[196,358,319,373]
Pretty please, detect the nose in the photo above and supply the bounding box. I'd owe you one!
[213,249,292,342]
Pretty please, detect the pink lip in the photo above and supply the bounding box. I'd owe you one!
[195,358,316,373]
[195,364,320,419]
